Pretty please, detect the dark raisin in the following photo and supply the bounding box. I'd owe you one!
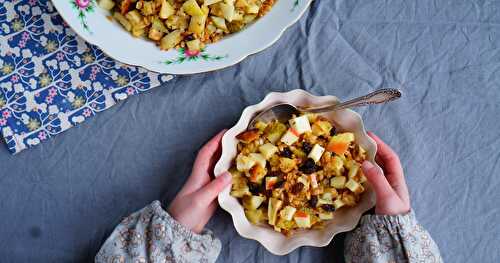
[184,34,195,41]
[248,183,261,195]
[309,196,318,207]
[322,204,335,212]
[281,147,293,158]
[330,126,337,136]
[302,142,313,153]
[299,158,317,174]
[274,180,284,188]
[290,183,304,194]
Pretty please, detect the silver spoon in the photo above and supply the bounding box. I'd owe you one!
[248,88,402,129]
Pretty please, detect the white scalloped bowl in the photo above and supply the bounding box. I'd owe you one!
[52,0,313,74]
[214,89,379,255]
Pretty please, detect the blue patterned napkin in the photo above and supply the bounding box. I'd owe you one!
[0,0,173,154]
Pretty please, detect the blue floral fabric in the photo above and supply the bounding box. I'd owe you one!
[0,0,173,154]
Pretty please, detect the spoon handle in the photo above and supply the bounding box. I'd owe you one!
[302,88,402,113]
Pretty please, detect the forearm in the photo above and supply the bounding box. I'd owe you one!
[95,201,221,263]
[344,210,443,263]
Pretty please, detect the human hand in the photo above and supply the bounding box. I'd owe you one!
[361,132,410,215]
[168,130,232,234]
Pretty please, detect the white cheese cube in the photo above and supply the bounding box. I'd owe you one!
[258,143,278,159]
[289,115,311,134]
[279,206,297,221]
[236,154,256,171]
[249,153,266,168]
[308,144,325,163]
[280,129,299,145]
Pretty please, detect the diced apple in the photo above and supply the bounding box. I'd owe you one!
[279,157,296,173]
[310,174,318,189]
[265,122,287,143]
[319,212,334,220]
[308,144,325,163]
[311,120,332,136]
[274,226,281,232]
[248,153,266,168]
[259,143,278,159]
[219,2,235,21]
[348,162,360,178]
[210,16,227,31]
[297,175,310,188]
[280,128,300,146]
[293,211,311,228]
[268,198,283,226]
[160,30,182,50]
[204,0,223,5]
[330,176,346,189]
[236,154,256,171]
[345,179,364,194]
[243,195,265,210]
[265,177,278,190]
[327,132,355,155]
[279,206,297,221]
[289,115,312,134]
[186,39,201,51]
[333,199,346,209]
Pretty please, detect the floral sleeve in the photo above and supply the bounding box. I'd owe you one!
[344,211,443,263]
[95,201,221,263]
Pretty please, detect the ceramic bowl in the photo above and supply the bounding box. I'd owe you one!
[52,0,313,74]
[214,89,379,255]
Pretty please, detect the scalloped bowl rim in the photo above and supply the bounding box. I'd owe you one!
[214,89,380,255]
[51,0,314,74]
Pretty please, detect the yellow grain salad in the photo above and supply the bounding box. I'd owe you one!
[230,114,368,236]
[98,0,277,51]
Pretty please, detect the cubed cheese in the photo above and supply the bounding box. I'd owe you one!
[268,198,283,226]
[330,176,346,189]
[293,211,311,228]
[249,153,266,168]
[280,129,299,145]
[265,177,278,190]
[308,144,325,163]
[289,115,312,134]
[236,154,256,171]
[345,178,364,194]
[279,206,297,221]
[258,143,278,159]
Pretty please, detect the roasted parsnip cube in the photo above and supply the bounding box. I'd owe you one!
[249,153,266,168]
[345,179,364,194]
[245,208,266,224]
[279,157,296,173]
[243,195,265,210]
[236,128,260,143]
[333,199,346,209]
[248,164,267,183]
[186,39,201,51]
[113,12,132,31]
[159,0,175,19]
[183,0,204,16]
[159,30,182,50]
[211,16,228,31]
[268,198,283,226]
[330,176,346,189]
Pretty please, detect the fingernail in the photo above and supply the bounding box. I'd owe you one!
[362,161,374,170]
[219,172,232,184]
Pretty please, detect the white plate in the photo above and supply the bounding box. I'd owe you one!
[52,0,313,74]
[214,89,379,255]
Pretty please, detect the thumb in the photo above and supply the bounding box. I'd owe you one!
[194,172,232,205]
[362,161,395,200]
